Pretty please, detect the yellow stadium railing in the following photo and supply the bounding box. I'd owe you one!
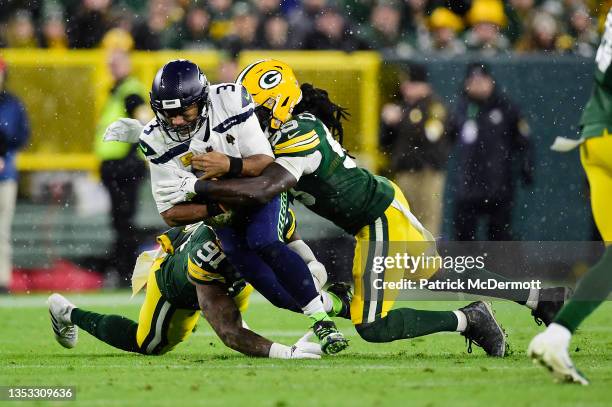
[1,49,380,172]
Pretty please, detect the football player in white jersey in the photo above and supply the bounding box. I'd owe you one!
[130,60,348,354]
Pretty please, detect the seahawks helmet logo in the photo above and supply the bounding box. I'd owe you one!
[259,70,282,89]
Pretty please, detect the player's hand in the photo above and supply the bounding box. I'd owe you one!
[103,118,144,144]
[191,152,230,179]
[290,332,323,359]
[0,157,4,172]
[156,177,198,205]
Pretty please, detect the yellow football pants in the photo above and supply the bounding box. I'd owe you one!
[351,182,438,325]
[135,269,252,355]
[581,136,612,245]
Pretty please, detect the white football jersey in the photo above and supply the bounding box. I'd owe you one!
[139,83,273,213]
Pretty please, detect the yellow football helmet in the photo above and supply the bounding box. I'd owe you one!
[236,59,302,130]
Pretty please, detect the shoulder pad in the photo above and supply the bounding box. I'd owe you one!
[272,113,323,157]
[209,83,255,133]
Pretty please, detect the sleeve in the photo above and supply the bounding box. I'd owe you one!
[236,112,274,158]
[274,151,322,182]
[149,162,197,213]
[186,237,228,285]
[213,84,273,158]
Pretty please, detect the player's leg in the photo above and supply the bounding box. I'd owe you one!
[242,194,348,354]
[420,185,568,324]
[244,194,322,310]
[134,270,200,355]
[351,199,507,356]
[215,226,302,312]
[529,137,612,384]
[283,209,350,318]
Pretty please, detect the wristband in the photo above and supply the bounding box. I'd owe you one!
[228,155,243,177]
[268,342,291,359]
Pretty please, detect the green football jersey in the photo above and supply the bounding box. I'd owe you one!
[580,8,612,138]
[155,223,239,310]
[271,112,395,235]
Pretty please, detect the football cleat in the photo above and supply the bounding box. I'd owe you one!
[459,301,507,357]
[326,282,352,320]
[312,320,349,355]
[532,287,572,326]
[48,293,78,349]
[528,326,589,385]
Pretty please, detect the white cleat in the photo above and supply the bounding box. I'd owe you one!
[528,324,589,385]
[48,293,78,349]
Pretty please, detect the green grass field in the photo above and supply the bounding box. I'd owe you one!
[1,292,611,407]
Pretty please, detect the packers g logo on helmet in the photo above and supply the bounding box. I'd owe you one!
[259,70,282,89]
[237,59,302,129]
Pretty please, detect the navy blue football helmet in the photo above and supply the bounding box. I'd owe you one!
[150,59,210,142]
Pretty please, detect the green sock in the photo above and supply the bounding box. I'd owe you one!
[355,308,458,343]
[71,308,141,353]
[308,311,332,324]
[554,246,612,333]
[431,267,530,304]
[326,291,344,317]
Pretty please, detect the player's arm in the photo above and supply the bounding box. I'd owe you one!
[160,203,210,227]
[191,152,273,180]
[195,283,271,356]
[194,163,297,206]
[194,280,321,359]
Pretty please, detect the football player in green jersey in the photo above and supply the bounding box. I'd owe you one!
[48,220,323,360]
[158,60,566,357]
[528,8,612,385]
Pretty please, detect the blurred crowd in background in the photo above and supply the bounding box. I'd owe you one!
[0,0,609,58]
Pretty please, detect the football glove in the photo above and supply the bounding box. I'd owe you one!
[103,118,144,144]
[268,332,323,359]
[156,177,198,205]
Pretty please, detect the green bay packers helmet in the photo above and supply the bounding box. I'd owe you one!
[236,59,302,130]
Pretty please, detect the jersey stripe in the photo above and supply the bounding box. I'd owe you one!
[187,257,223,283]
[138,140,156,157]
[274,139,320,155]
[212,108,254,133]
[150,142,190,165]
[274,130,317,150]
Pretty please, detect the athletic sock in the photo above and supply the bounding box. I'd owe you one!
[355,308,458,343]
[554,246,612,333]
[321,291,333,313]
[258,241,320,308]
[302,296,331,323]
[430,267,530,304]
[453,310,468,332]
[71,308,140,353]
[320,291,343,316]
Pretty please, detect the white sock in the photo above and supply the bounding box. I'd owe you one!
[287,240,327,291]
[526,288,540,310]
[453,310,468,332]
[302,296,326,317]
[320,292,333,313]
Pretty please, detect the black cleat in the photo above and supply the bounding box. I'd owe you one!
[532,287,573,326]
[312,320,349,355]
[459,301,507,357]
[326,282,352,320]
